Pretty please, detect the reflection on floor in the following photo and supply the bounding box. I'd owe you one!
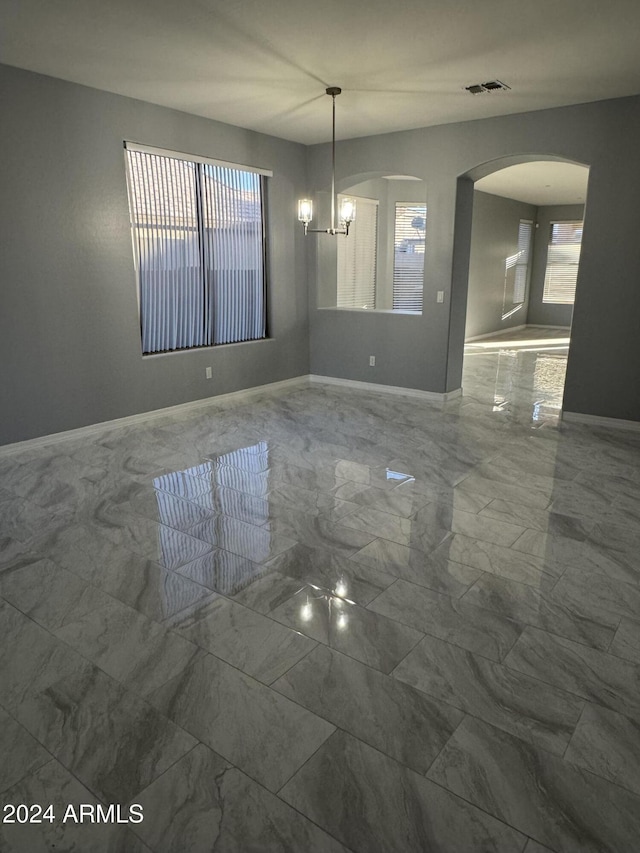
[2,328,640,852]
[464,325,571,426]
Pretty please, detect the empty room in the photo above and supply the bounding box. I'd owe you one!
[1,1,640,851]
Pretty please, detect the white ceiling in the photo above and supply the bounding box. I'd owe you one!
[475,162,590,206]
[2,0,640,145]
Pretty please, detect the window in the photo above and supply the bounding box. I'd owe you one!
[393,203,426,312]
[124,143,269,355]
[502,219,533,320]
[336,194,378,309]
[542,220,583,304]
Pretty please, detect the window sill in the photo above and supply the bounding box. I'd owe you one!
[141,337,273,358]
[317,307,422,316]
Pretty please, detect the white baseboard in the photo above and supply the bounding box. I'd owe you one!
[562,411,640,432]
[309,374,462,402]
[465,324,527,343]
[0,376,308,456]
[530,324,572,330]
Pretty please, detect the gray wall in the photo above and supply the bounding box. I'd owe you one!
[0,64,309,445]
[527,204,584,327]
[307,95,640,420]
[464,191,536,339]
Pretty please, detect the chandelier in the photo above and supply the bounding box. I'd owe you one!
[298,87,356,236]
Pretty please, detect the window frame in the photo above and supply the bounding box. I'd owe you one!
[502,218,533,320]
[336,193,379,310]
[124,142,272,356]
[542,219,584,305]
[392,201,427,313]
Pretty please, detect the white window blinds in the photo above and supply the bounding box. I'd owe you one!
[125,146,267,354]
[542,220,583,304]
[393,203,426,312]
[337,195,378,309]
[514,220,533,304]
[502,219,533,319]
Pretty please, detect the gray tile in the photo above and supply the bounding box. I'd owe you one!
[279,730,525,853]
[15,665,196,803]
[4,345,640,853]
[100,513,216,569]
[175,548,265,595]
[3,454,90,510]
[450,508,526,547]
[369,578,522,662]
[130,743,350,853]
[524,842,557,853]
[393,634,583,756]
[395,480,493,514]
[0,536,42,572]
[465,462,558,498]
[54,598,202,695]
[340,505,415,544]
[386,455,474,489]
[189,483,272,526]
[0,558,110,631]
[457,474,552,509]
[610,618,640,664]
[0,495,73,543]
[505,627,640,720]
[352,536,481,597]
[271,586,422,673]
[586,520,639,569]
[266,481,360,521]
[269,462,352,494]
[552,565,640,624]
[565,703,640,796]
[511,528,636,584]
[479,498,592,540]
[155,467,266,503]
[50,529,213,622]
[147,652,334,792]
[345,502,462,552]
[0,760,151,853]
[188,514,297,563]
[0,709,50,794]
[0,600,91,713]
[263,542,396,605]
[264,508,376,556]
[428,715,640,853]
[124,487,216,531]
[432,534,562,588]
[273,644,463,774]
[333,481,431,517]
[462,572,616,651]
[230,570,305,614]
[171,595,316,684]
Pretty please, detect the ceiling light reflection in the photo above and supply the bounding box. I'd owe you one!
[337,612,349,630]
[334,579,348,598]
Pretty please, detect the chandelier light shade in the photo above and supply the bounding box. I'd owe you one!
[298,87,355,236]
[339,196,356,226]
[298,198,313,224]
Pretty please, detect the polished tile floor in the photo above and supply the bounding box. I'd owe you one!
[1,325,640,852]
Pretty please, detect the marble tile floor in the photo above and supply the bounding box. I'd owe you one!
[1,325,640,851]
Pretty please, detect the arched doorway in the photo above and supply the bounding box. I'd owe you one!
[454,155,589,427]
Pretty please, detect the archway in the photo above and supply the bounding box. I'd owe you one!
[451,154,590,427]
[317,172,427,313]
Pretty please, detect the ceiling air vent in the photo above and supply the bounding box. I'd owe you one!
[465,80,511,94]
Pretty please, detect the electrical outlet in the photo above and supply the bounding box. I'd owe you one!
[437,291,444,303]
[369,356,375,367]
[205,366,212,379]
